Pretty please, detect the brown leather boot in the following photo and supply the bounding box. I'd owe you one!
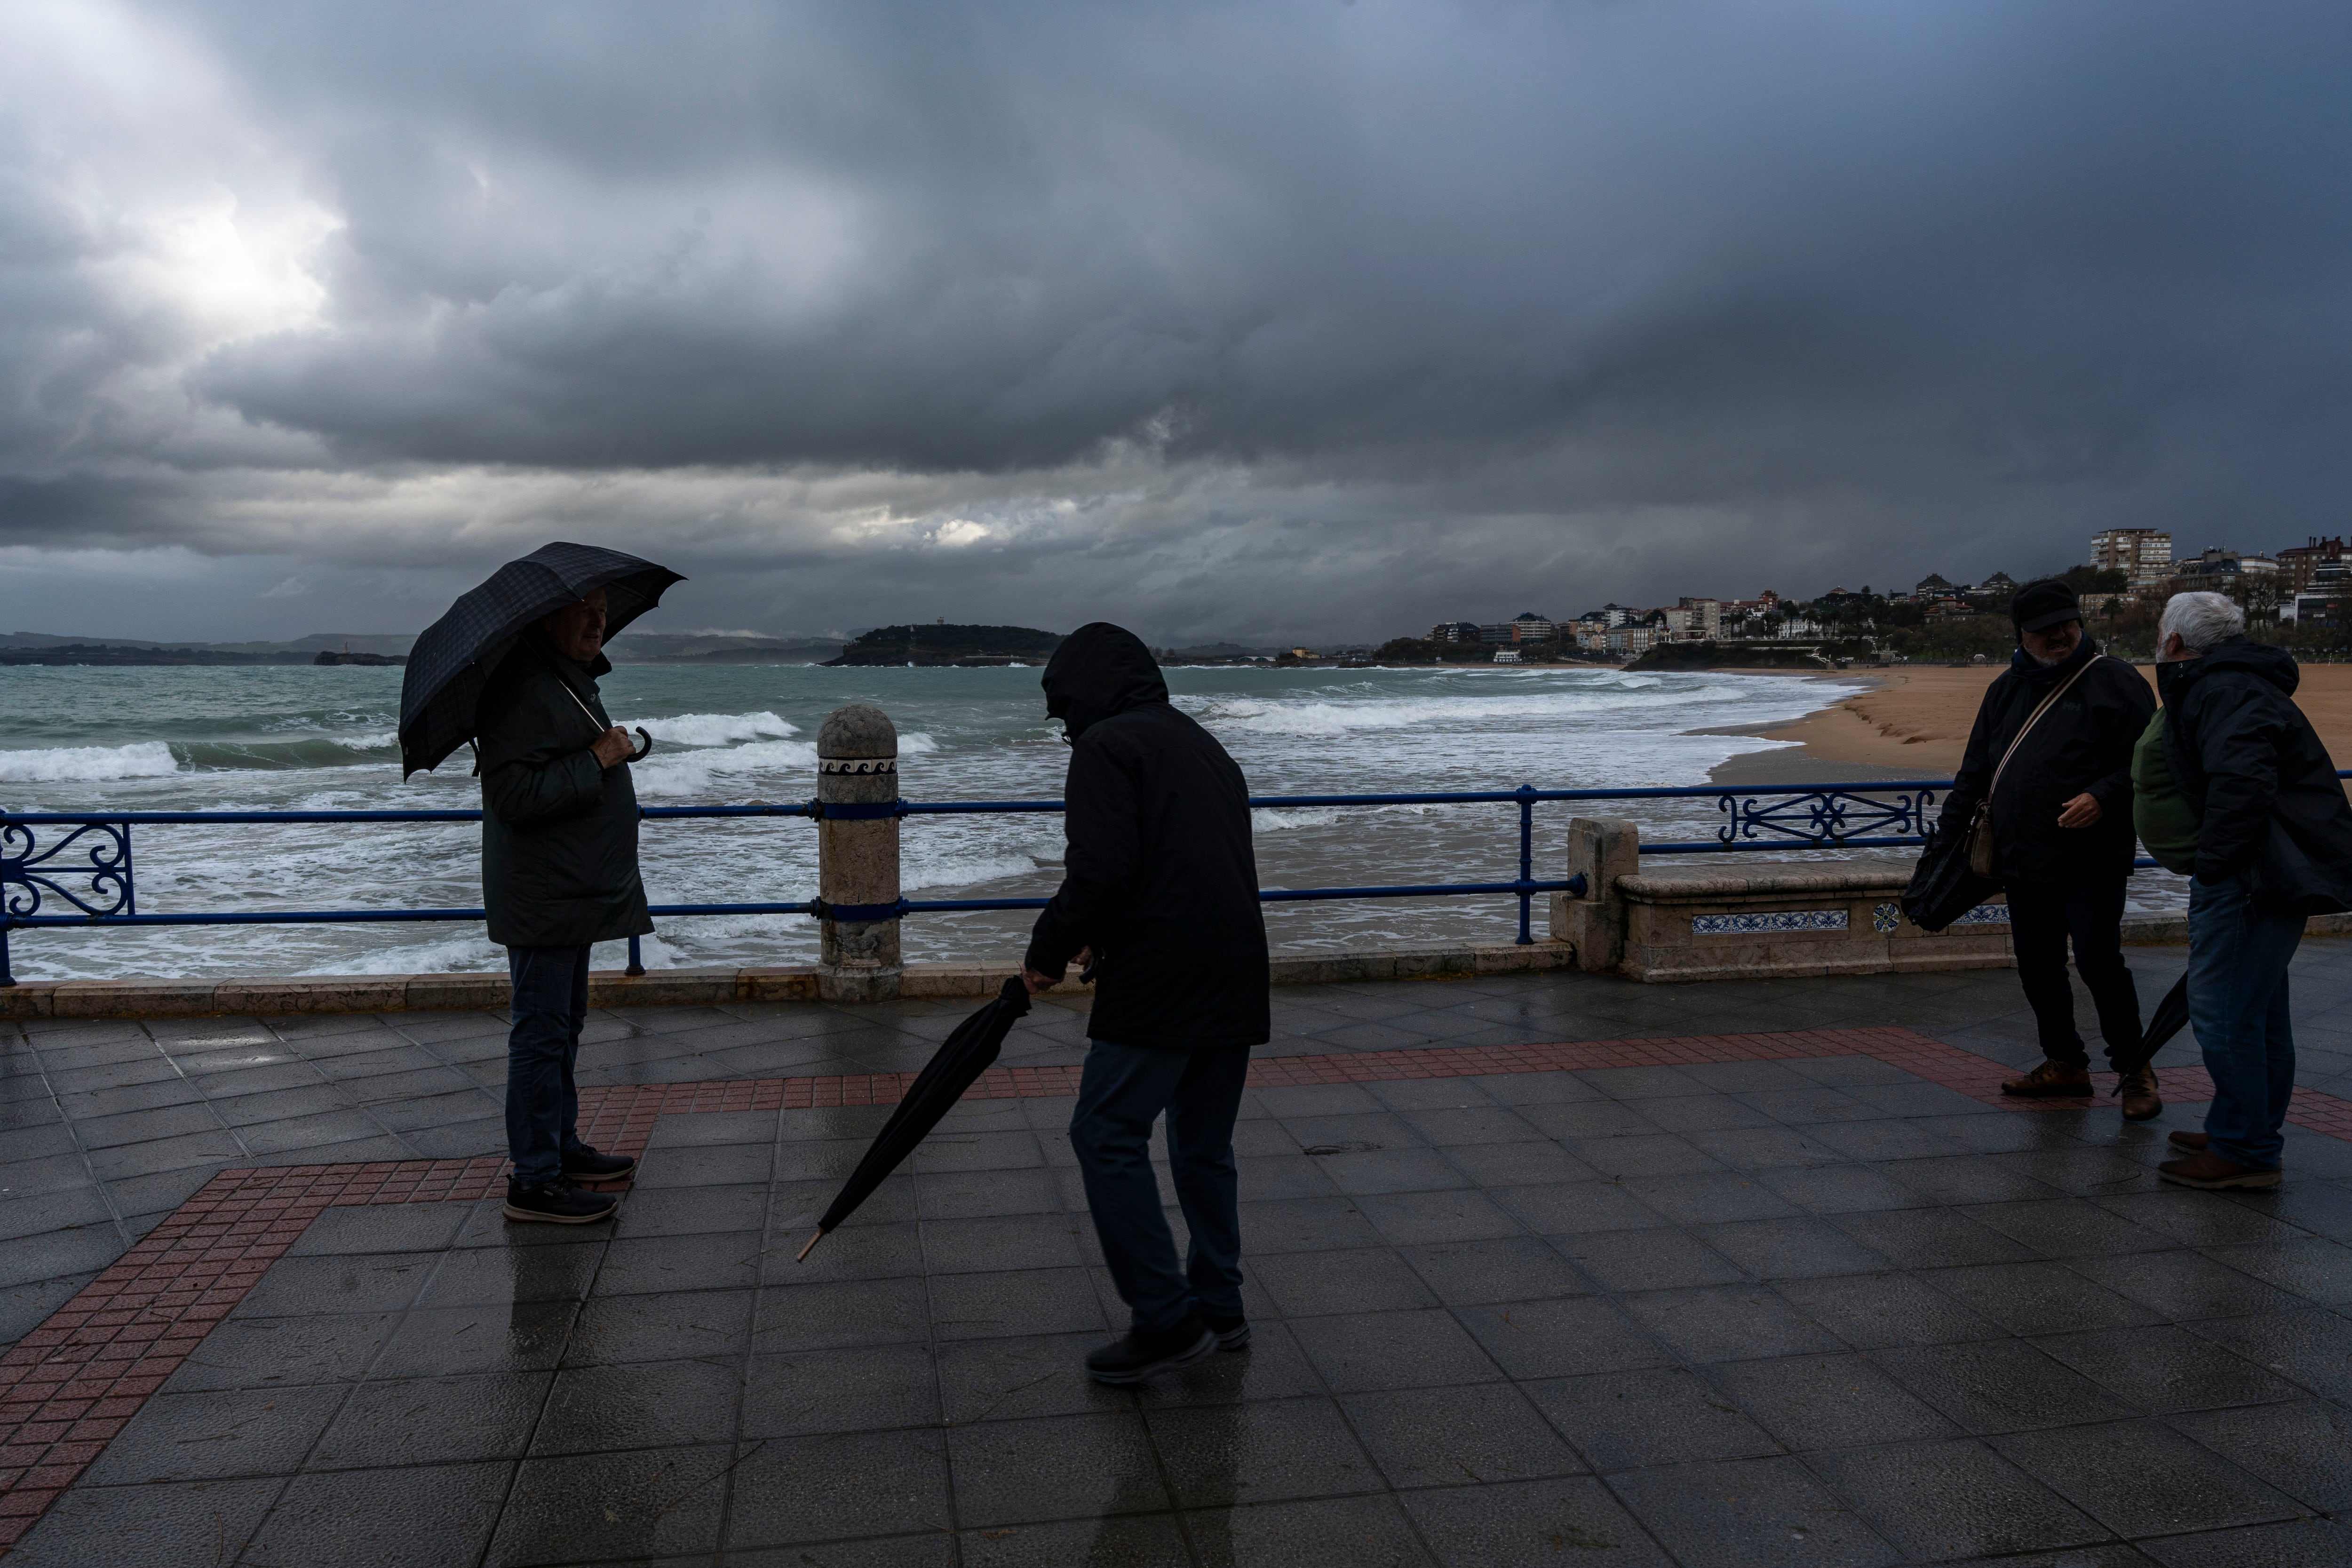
[2001,1059,2094,1098]
[2168,1130,2210,1153]
[2118,1066,2162,1122]
[2159,1151,2280,1190]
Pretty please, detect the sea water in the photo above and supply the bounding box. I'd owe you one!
[0,662,1875,979]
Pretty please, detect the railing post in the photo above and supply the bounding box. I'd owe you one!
[625,934,644,977]
[1556,816,1639,972]
[818,705,902,1002]
[1515,784,1536,945]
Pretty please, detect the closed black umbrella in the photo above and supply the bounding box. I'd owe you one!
[796,977,1034,1260]
[2112,974,2191,1082]
[399,541,684,778]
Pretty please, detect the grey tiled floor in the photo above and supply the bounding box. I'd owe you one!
[6,945,2352,1562]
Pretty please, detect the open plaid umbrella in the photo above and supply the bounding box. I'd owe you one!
[398,542,683,778]
[797,977,1034,1260]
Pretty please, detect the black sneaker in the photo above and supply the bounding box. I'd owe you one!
[503,1178,619,1225]
[561,1145,636,1180]
[1204,1313,1251,1351]
[1084,1316,1217,1385]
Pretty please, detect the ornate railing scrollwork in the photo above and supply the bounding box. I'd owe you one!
[1714,788,1940,849]
[1,818,135,922]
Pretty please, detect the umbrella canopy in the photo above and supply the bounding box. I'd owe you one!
[399,541,683,778]
[797,976,1033,1260]
[2112,974,2190,1081]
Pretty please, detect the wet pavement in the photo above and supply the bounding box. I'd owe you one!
[4,942,2352,1564]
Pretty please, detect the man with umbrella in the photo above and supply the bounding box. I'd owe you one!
[401,543,681,1225]
[1021,623,1271,1385]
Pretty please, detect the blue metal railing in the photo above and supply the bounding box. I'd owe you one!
[0,774,2028,983]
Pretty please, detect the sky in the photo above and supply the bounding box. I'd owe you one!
[4,0,2351,646]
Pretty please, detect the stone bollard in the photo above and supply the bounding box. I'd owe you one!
[1553,816,1639,973]
[817,705,902,1002]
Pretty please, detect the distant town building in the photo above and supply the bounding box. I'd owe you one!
[2288,561,2352,628]
[2091,528,2174,587]
[2278,537,2347,595]
[1969,572,2020,600]
[1510,613,1556,643]
[1676,596,1723,637]
[1914,573,1960,600]
[1429,621,1481,644]
[1478,623,1518,645]
[1492,648,1521,664]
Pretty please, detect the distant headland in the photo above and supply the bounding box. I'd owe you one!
[824,624,1065,667]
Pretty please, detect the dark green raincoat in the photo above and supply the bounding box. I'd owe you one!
[477,631,653,949]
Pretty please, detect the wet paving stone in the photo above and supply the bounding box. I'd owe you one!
[9,956,2352,1562]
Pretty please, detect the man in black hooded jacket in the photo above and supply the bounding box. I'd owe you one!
[1942,579,2158,1114]
[2150,591,2352,1189]
[1021,622,1271,1384]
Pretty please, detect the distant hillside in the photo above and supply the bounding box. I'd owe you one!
[604,632,844,665]
[825,624,1064,667]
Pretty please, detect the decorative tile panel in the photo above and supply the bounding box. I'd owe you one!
[1690,908,1849,936]
[1949,903,2010,926]
[1872,903,1902,933]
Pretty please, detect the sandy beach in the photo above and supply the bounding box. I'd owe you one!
[1708,661,2352,784]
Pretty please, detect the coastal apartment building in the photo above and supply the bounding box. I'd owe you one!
[2278,536,2348,594]
[2090,527,2174,586]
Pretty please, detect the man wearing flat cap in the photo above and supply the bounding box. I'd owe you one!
[1942,578,2159,1115]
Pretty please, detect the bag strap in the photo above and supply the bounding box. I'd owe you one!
[1985,654,2102,803]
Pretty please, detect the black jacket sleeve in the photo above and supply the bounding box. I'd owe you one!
[1941,681,2002,829]
[2189,680,2288,885]
[479,681,606,827]
[1024,735,1142,980]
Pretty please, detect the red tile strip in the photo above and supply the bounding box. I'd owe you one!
[0,1026,2345,1554]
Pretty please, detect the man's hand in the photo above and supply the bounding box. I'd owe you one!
[1022,948,1091,995]
[2056,793,2103,829]
[590,726,634,768]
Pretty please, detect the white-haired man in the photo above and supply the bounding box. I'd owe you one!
[2140,591,2352,1189]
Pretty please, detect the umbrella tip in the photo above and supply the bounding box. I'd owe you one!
[795,1229,827,1263]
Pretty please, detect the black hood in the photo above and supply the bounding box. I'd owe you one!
[1041,622,1168,739]
[2158,635,2299,703]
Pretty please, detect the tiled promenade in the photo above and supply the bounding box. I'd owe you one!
[2,942,2352,1564]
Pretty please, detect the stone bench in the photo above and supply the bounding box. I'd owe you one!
[1551,816,2013,983]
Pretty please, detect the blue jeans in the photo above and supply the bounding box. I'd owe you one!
[2187,872,2304,1170]
[1069,1042,1250,1334]
[506,944,592,1184]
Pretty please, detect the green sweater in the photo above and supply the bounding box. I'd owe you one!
[2131,709,2201,875]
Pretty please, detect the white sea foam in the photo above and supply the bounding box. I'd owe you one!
[899,732,940,754]
[629,710,799,747]
[0,741,182,782]
[1252,806,1345,831]
[902,852,1043,891]
[1181,683,1789,739]
[330,730,400,751]
[628,738,821,798]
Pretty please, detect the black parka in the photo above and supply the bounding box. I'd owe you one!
[2159,637,2352,913]
[1023,624,1271,1050]
[1942,636,2156,885]
[476,632,653,949]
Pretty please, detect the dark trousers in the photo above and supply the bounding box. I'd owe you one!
[1069,1042,1250,1335]
[2188,870,2303,1170]
[2005,878,2144,1068]
[506,944,591,1184]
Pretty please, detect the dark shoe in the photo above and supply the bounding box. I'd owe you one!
[1084,1317,1217,1385]
[1204,1313,1251,1351]
[2168,1130,2211,1153]
[503,1178,620,1224]
[2118,1066,2162,1122]
[2159,1152,2281,1191]
[2002,1059,2094,1098]
[561,1145,636,1180]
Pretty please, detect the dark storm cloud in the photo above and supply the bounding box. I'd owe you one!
[5,0,2352,642]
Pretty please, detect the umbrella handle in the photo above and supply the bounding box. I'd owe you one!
[629,727,654,763]
[795,1228,827,1262]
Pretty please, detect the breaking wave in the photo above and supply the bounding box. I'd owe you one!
[0,741,182,782]
[629,710,799,747]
